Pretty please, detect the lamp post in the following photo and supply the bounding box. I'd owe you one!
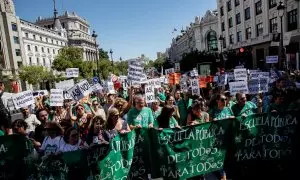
[218,35,225,68]
[109,49,114,73]
[277,1,285,70]
[92,30,98,76]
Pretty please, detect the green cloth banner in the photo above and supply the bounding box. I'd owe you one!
[0,112,298,180]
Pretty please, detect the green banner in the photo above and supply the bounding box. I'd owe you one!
[149,119,233,179]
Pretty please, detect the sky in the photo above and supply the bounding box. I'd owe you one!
[14,0,217,61]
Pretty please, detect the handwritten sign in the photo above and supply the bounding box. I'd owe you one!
[191,79,200,95]
[67,80,92,101]
[147,78,161,88]
[55,79,75,90]
[248,79,260,95]
[165,68,175,75]
[50,89,64,107]
[229,81,249,95]
[66,68,79,78]
[234,68,248,81]
[145,85,155,103]
[266,56,278,64]
[12,90,34,109]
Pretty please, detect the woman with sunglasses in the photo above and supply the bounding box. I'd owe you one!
[187,100,209,126]
[88,100,106,121]
[106,108,130,137]
[59,127,87,152]
[52,106,67,123]
[39,122,64,156]
[86,116,108,145]
[165,95,180,120]
[155,105,180,129]
[209,94,235,121]
[71,104,92,141]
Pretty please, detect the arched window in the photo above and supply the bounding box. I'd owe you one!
[207,31,217,52]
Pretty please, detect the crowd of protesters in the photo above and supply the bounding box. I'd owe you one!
[0,69,299,180]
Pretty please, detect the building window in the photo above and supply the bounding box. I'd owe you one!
[227,1,232,12]
[269,0,277,9]
[236,13,241,25]
[46,38,48,42]
[229,17,233,28]
[15,49,21,56]
[221,22,225,31]
[237,31,242,42]
[33,35,36,40]
[270,17,278,33]
[47,48,50,53]
[41,47,44,53]
[255,1,262,15]
[56,41,58,44]
[35,46,38,52]
[51,39,54,44]
[223,37,226,48]
[256,23,263,36]
[53,49,55,54]
[220,7,224,16]
[207,31,218,51]
[37,58,39,65]
[29,57,32,65]
[27,45,31,51]
[13,36,19,44]
[288,9,298,31]
[229,34,234,44]
[40,36,43,41]
[43,58,46,66]
[246,27,252,40]
[245,7,251,20]
[235,0,240,6]
[11,23,17,31]
[25,33,28,38]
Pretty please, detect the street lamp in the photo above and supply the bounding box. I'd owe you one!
[91,30,98,76]
[119,57,122,61]
[109,49,114,73]
[218,35,225,68]
[277,1,285,70]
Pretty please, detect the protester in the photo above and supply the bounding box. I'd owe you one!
[59,127,87,152]
[177,91,193,126]
[106,107,130,135]
[151,99,162,120]
[113,97,130,121]
[231,93,257,117]
[103,91,116,115]
[34,108,49,142]
[89,100,106,120]
[209,94,235,121]
[165,95,180,120]
[155,105,180,129]
[187,100,209,125]
[22,106,41,134]
[70,104,92,139]
[0,81,12,135]
[52,106,67,123]
[86,116,107,145]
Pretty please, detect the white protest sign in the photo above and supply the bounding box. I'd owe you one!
[50,89,64,107]
[218,74,227,86]
[55,79,75,90]
[227,72,235,82]
[77,80,92,97]
[1,93,15,111]
[12,90,34,109]
[266,56,278,64]
[32,90,48,97]
[235,65,244,69]
[66,68,79,78]
[229,81,249,95]
[190,69,198,77]
[63,91,72,100]
[68,85,83,101]
[259,78,269,93]
[234,68,248,81]
[191,79,200,95]
[90,77,102,92]
[145,85,155,103]
[107,82,114,92]
[127,59,144,83]
[165,68,175,75]
[174,63,180,72]
[67,80,92,101]
[249,72,269,79]
[248,79,260,94]
[147,78,161,88]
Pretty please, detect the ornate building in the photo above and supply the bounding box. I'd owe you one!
[35,11,98,61]
[168,10,219,63]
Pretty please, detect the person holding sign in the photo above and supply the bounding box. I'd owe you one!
[209,94,235,121]
[127,94,154,129]
[155,105,180,129]
[165,95,180,120]
[187,100,209,126]
[231,93,257,117]
[70,104,92,141]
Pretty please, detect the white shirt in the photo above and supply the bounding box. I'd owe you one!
[40,136,63,155]
[95,108,106,120]
[25,114,41,133]
[59,139,87,152]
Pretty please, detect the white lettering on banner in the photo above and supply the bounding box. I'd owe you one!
[266,56,278,64]
[234,68,248,81]
[50,89,64,107]
[12,90,34,109]
[55,79,75,90]
[65,68,79,78]
[229,81,249,95]
[145,85,155,103]
[165,68,175,75]
[175,63,180,72]
[191,79,200,96]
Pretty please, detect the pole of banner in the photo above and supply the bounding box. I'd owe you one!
[296,52,299,70]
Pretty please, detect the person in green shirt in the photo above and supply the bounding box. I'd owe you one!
[187,100,209,125]
[177,92,193,126]
[209,94,235,121]
[127,94,154,129]
[231,93,257,117]
[155,105,180,129]
[151,100,162,121]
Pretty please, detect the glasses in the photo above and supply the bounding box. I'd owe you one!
[77,107,84,111]
[220,98,227,102]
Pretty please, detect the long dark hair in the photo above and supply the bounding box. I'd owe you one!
[157,105,174,128]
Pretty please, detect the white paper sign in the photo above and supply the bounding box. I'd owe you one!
[227,72,235,82]
[174,63,180,72]
[63,91,72,100]
[12,90,34,109]
[259,78,269,93]
[191,79,200,95]
[50,89,64,107]
[147,78,161,88]
[107,82,114,92]
[127,60,145,83]
[67,80,92,101]
[266,56,278,64]
[66,68,79,78]
[229,81,249,95]
[250,72,269,79]
[145,85,155,103]
[248,79,260,94]
[165,68,175,75]
[234,68,248,81]
[55,79,75,90]
[218,74,228,86]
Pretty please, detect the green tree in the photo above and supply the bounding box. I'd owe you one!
[98,48,109,59]
[98,59,114,80]
[19,66,46,85]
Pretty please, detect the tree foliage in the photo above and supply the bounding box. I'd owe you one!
[19,66,55,85]
[98,48,109,59]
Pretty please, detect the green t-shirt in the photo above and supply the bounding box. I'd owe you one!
[127,107,154,128]
[154,116,178,128]
[157,93,166,102]
[231,101,257,117]
[209,107,234,120]
[0,130,4,136]
[152,107,162,121]
[177,99,193,126]
[227,101,236,108]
